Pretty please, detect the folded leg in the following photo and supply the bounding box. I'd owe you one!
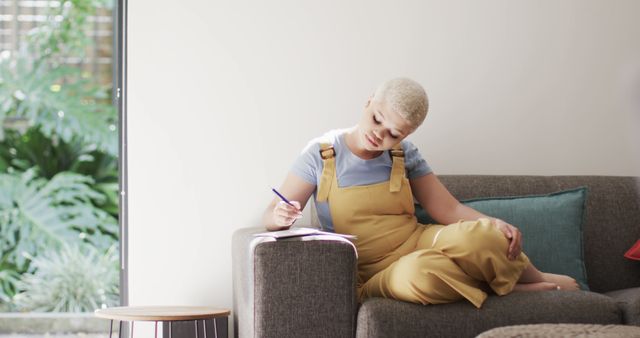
[359,248,488,308]
[431,218,530,295]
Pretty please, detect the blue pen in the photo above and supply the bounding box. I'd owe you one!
[271,188,295,207]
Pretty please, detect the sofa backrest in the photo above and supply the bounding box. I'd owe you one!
[438,175,640,293]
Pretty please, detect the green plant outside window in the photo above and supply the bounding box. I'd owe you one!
[0,0,119,312]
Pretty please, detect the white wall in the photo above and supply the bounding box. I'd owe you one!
[128,0,640,334]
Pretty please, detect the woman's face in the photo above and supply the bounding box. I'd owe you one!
[356,98,416,152]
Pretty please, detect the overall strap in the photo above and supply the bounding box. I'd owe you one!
[389,143,405,192]
[316,143,336,202]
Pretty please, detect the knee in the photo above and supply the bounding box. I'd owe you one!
[451,219,508,253]
[386,251,459,303]
[386,252,426,292]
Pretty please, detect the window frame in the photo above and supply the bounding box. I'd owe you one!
[114,0,128,307]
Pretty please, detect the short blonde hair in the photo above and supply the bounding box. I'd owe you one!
[373,78,428,127]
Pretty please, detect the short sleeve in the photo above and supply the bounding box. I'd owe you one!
[403,141,432,179]
[290,141,322,185]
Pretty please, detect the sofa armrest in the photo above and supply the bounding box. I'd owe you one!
[605,287,640,326]
[232,227,358,338]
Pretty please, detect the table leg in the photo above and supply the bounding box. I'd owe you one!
[155,321,158,338]
[169,322,173,338]
[203,320,207,338]
[109,320,113,338]
[130,321,134,338]
[195,320,199,338]
[119,321,124,338]
[213,318,218,338]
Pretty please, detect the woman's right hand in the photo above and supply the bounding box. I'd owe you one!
[272,200,303,229]
[263,173,316,231]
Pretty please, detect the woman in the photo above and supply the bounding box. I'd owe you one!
[262,78,579,308]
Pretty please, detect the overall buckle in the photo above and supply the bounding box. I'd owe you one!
[320,147,336,159]
[389,149,404,158]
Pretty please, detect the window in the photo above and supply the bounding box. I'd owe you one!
[0,0,124,334]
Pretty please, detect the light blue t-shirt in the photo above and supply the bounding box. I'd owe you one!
[291,129,433,231]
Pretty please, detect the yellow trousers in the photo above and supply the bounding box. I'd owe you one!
[358,218,530,308]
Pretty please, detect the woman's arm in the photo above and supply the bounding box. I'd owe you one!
[262,172,316,231]
[410,173,522,259]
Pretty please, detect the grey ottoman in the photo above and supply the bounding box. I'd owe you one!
[477,324,640,338]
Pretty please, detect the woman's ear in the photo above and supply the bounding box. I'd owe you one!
[365,96,373,108]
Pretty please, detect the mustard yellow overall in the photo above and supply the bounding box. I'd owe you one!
[316,143,530,308]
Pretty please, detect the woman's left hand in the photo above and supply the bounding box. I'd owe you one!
[493,219,522,260]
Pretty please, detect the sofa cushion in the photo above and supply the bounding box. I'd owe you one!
[625,239,640,260]
[356,292,622,338]
[415,187,589,290]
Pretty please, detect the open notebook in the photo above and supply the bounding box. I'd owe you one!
[254,227,356,240]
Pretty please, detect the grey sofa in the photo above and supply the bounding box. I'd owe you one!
[232,175,640,338]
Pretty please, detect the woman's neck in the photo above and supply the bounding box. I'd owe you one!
[344,127,383,160]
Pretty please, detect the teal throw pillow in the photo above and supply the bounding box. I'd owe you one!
[415,187,589,290]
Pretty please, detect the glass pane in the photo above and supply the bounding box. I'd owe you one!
[0,0,119,335]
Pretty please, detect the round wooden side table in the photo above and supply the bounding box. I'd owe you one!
[95,306,230,338]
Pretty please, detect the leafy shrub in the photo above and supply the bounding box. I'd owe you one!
[0,168,117,308]
[13,244,119,312]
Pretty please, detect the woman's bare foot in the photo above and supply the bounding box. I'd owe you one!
[541,272,580,290]
[517,263,580,291]
[513,282,558,292]
[513,282,559,292]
